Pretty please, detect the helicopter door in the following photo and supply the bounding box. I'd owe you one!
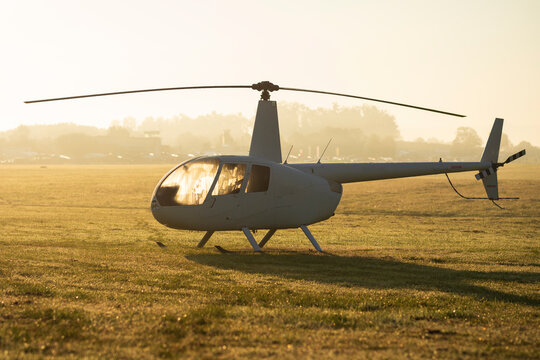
[209,163,247,212]
[245,164,270,193]
[237,164,273,225]
[211,163,247,196]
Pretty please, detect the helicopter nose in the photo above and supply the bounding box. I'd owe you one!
[150,196,164,223]
[151,196,159,210]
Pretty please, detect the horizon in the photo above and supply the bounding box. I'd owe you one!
[1,104,537,147]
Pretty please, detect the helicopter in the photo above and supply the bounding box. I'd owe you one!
[26,81,526,252]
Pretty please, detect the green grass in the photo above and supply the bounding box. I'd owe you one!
[0,164,538,359]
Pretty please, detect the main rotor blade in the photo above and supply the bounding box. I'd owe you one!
[25,81,465,117]
[279,87,466,117]
[24,85,252,103]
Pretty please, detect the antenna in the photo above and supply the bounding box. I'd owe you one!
[317,138,332,164]
[284,145,294,164]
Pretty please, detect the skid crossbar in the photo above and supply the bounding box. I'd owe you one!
[258,229,277,248]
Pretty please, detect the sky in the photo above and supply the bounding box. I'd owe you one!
[1,0,539,145]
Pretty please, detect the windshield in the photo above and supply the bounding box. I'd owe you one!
[156,158,219,206]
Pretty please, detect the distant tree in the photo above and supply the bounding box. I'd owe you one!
[453,127,482,147]
[122,117,137,130]
[366,134,396,159]
[278,102,400,141]
[288,127,369,160]
[54,133,96,158]
[6,123,104,140]
[500,133,513,152]
[508,141,539,163]
[10,125,30,145]
[451,127,482,160]
[138,113,250,148]
[175,132,212,154]
[359,106,400,140]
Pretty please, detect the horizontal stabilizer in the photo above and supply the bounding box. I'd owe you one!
[475,167,495,180]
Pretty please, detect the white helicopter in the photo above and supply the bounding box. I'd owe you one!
[26,81,525,252]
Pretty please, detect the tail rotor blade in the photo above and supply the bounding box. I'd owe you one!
[504,149,526,164]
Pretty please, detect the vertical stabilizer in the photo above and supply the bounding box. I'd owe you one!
[477,118,503,199]
[481,118,503,163]
[249,100,282,163]
[482,172,499,200]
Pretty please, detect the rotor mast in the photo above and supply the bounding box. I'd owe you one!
[249,84,282,163]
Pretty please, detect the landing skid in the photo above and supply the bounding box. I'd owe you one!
[214,245,264,254]
[198,226,323,253]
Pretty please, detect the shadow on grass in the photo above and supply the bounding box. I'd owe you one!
[186,252,540,307]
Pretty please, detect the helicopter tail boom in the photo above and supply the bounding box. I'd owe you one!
[290,118,526,202]
[290,161,491,184]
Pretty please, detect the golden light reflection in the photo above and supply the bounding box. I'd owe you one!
[212,164,246,196]
[157,159,219,205]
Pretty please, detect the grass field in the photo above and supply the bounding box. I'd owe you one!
[0,164,538,359]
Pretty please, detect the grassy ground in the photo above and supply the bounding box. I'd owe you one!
[0,164,538,359]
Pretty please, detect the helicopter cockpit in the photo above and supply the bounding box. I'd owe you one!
[155,157,270,206]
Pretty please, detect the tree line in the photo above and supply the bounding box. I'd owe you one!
[0,102,537,163]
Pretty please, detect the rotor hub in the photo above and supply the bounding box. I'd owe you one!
[251,81,280,101]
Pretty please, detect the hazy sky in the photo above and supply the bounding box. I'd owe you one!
[1,0,539,145]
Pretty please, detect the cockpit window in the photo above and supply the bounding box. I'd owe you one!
[246,165,270,193]
[156,158,219,206]
[212,163,246,196]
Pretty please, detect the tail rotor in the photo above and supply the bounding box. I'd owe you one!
[446,118,526,208]
[501,149,527,166]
